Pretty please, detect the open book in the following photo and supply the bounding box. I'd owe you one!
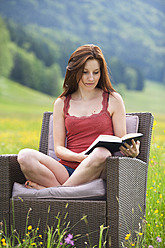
[85,133,143,155]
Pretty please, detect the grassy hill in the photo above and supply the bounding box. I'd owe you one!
[121,80,165,115]
[0,76,164,117]
[0,76,55,119]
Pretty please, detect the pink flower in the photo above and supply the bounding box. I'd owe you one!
[64,234,74,246]
[148,246,153,248]
[156,236,162,242]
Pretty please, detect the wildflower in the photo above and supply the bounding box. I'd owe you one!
[138,232,143,236]
[149,246,153,248]
[156,236,162,242]
[125,233,131,240]
[64,234,74,246]
[159,194,162,198]
[157,200,160,203]
[28,225,32,230]
[1,238,6,246]
[154,209,158,214]
[131,244,135,246]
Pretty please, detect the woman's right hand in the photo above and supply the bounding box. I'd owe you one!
[77,152,88,162]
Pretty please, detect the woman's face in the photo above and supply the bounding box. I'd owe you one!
[78,59,101,90]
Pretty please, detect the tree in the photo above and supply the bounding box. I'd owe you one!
[107,57,125,85]
[124,67,137,90]
[0,17,13,77]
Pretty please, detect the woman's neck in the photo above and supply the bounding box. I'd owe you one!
[72,88,102,101]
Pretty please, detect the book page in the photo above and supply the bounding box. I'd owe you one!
[122,133,143,141]
[97,135,122,142]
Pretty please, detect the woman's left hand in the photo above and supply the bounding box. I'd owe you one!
[119,139,140,158]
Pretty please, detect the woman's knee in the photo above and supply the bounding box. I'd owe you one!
[17,148,35,171]
[89,147,111,168]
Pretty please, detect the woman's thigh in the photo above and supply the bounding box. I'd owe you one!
[18,148,70,184]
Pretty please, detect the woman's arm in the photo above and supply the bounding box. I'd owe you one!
[108,92,140,157]
[53,97,87,163]
[108,92,126,138]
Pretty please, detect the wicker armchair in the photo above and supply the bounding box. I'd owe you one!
[0,112,153,247]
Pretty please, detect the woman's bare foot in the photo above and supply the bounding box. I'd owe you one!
[25,180,46,190]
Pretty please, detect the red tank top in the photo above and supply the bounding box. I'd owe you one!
[59,91,114,169]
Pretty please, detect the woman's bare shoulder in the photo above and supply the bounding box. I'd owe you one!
[54,96,65,107]
[53,97,66,115]
[108,92,125,115]
[109,91,124,104]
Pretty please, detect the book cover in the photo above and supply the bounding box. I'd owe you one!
[85,133,143,155]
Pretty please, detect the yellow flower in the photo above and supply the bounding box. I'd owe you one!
[131,244,135,246]
[156,225,159,227]
[157,200,160,203]
[1,238,6,242]
[40,242,43,245]
[148,223,150,226]
[28,225,32,230]
[39,234,42,238]
[31,243,36,246]
[155,209,158,214]
[125,233,131,240]
[160,194,162,198]
[150,187,153,190]
[153,121,157,126]
[139,232,143,236]
[161,214,163,217]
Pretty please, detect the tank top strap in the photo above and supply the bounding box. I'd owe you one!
[102,91,110,112]
[63,94,71,115]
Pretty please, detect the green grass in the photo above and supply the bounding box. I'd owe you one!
[0,77,54,119]
[122,80,165,115]
[0,76,164,247]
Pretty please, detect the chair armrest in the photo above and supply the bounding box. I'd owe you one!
[106,156,147,247]
[0,154,26,199]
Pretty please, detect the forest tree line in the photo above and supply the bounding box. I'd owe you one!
[0,17,146,96]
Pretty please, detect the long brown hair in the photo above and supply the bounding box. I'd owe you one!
[60,44,115,97]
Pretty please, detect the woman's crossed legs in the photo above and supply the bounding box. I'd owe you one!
[17,147,111,189]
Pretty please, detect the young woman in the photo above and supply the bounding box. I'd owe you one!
[17,44,140,189]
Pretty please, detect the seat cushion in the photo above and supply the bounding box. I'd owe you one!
[47,114,139,160]
[12,178,106,200]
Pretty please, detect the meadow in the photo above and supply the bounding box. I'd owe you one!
[0,77,164,247]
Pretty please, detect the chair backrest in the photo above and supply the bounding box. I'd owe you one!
[39,112,154,165]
